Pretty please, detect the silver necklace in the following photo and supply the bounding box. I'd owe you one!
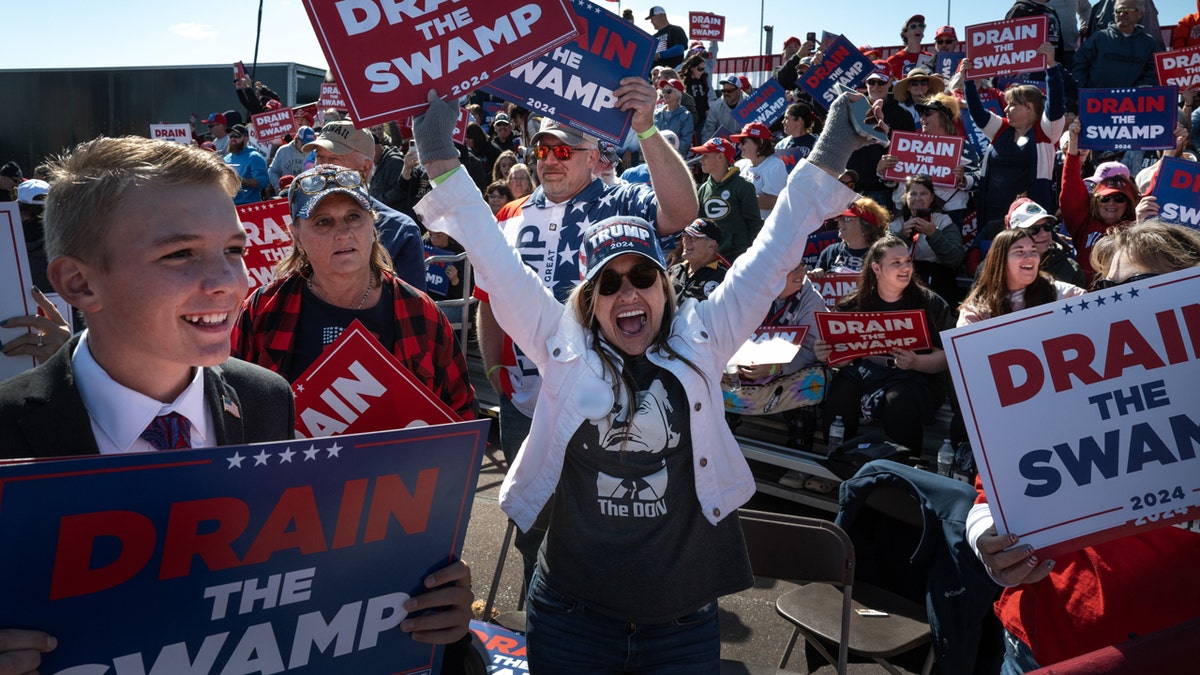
[309,273,374,309]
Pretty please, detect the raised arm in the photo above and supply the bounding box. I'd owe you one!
[616,76,698,235]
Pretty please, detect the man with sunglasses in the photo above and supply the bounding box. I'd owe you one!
[885,14,932,80]
[700,74,745,142]
[470,78,699,590]
[223,124,269,205]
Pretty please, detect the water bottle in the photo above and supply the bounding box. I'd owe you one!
[937,439,955,477]
[828,416,844,450]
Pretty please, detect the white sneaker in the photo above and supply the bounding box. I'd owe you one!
[778,470,810,489]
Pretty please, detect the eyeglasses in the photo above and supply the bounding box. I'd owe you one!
[909,22,926,29]
[1114,8,1138,15]
[722,87,738,94]
[936,39,956,45]
[295,168,363,195]
[595,263,660,296]
[229,133,245,139]
[908,80,929,87]
[1098,193,1129,204]
[530,144,581,161]
[1019,221,1055,234]
[1094,272,1157,289]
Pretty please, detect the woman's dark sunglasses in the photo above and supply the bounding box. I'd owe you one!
[1020,222,1055,234]
[1098,193,1129,204]
[1094,272,1157,290]
[531,144,578,161]
[596,264,659,296]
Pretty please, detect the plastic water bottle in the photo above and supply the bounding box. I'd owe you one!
[828,416,844,450]
[937,439,955,477]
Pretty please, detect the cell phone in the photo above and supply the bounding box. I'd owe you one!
[408,139,417,151]
[806,32,816,43]
[915,208,932,220]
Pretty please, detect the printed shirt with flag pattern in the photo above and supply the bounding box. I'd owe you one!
[474,177,660,416]
[230,272,475,420]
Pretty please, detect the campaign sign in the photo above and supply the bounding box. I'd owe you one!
[815,310,931,365]
[774,147,811,173]
[303,0,580,125]
[470,620,528,674]
[731,78,788,129]
[689,12,724,42]
[319,81,345,110]
[0,420,489,674]
[813,272,859,309]
[934,52,964,80]
[234,60,248,80]
[252,107,298,146]
[943,268,1200,559]
[150,123,192,144]
[1078,87,1177,152]
[797,34,874,109]
[293,321,461,438]
[1150,156,1200,229]
[801,229,839,270]
[729,325,810,367]
[0,203,35,380]
[406,107,473,146]
[1154,45,1200,90]
[480,0,655,145]
[424,243,454,298]
[965,16,1048,80]
[884,131,965,188]
[237,200,293,291]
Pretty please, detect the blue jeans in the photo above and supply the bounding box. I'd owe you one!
[1000,630,1040,675]
[525,567,720,674]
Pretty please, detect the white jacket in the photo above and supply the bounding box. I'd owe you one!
[416,161,856,531]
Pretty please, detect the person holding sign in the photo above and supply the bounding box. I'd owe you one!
[1059,119,1141,281]
[964,42,1065,239]
[230,164,476,420]
[966,220,1200,671]
[888,174,965,302]
[815,234,956,454]
[414,87,870,673]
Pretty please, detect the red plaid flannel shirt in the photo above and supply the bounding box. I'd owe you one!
[231,272,476,420]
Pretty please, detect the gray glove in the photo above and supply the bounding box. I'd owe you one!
[412,89,460,163]
[808,91,885,176]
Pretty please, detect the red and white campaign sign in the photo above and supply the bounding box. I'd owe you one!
[1155,45,1200,90]
[883,131,964,188]
[729,325,810,367]
[944,269,1200,559]
[292,320,460,438]
[815,310,932,365]
[236,200,293,290]
[965,16,1048,80]
[0,203,36,381]
[814,272,859,309]
[149,123,192,144]
[689,12,724,41]
[319,81,346,109]
[302,0,581,124]
[406,107,473,145]
[251,107,297,146]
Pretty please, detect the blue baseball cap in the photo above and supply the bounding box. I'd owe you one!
[297,126,316,145]
[579,216,665,281]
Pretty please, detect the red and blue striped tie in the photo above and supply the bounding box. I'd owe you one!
[141,412,192,450]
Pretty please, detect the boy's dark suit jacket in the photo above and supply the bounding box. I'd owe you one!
[0,336,295,459]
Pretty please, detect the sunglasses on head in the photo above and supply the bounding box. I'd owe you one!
[595,263,660,296]
[1098,193,1129,204]
[1094,272,1157,290]
[531,144,582,161]
[295,168,363,195]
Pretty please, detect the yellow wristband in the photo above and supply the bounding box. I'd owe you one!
[486,364,504,378]
[636,125,659,141]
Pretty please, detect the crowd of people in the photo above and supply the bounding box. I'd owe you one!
[2,1,1200,673]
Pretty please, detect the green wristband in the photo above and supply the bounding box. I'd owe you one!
[636,126,659,141]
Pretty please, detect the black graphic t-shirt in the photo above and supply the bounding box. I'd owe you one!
[541,352,752,622]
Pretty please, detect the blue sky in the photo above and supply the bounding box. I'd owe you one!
[9,0,1197,72]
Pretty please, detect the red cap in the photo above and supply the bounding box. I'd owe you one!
[656,78,684,93]
[784,36,802,48]
[839,203,879,227]
[935,26,957,40]
[691,137,736,163]
[730,122,772,142]
[737,75,752,92]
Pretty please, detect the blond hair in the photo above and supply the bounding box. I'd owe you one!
[44,136,239,269]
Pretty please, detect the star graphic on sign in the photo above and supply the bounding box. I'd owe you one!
[327,442,343,458]
[1111,291,1123,302]
[1128,287,1140,298]
[253,449,271,466]
[295,383,305,393]
[278,447,296,463]
[1063,304,1074,314]
[303,444,320,461]
[1094,295,1106,306]
[227,452,245,469]
[1078,299,1091,310]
